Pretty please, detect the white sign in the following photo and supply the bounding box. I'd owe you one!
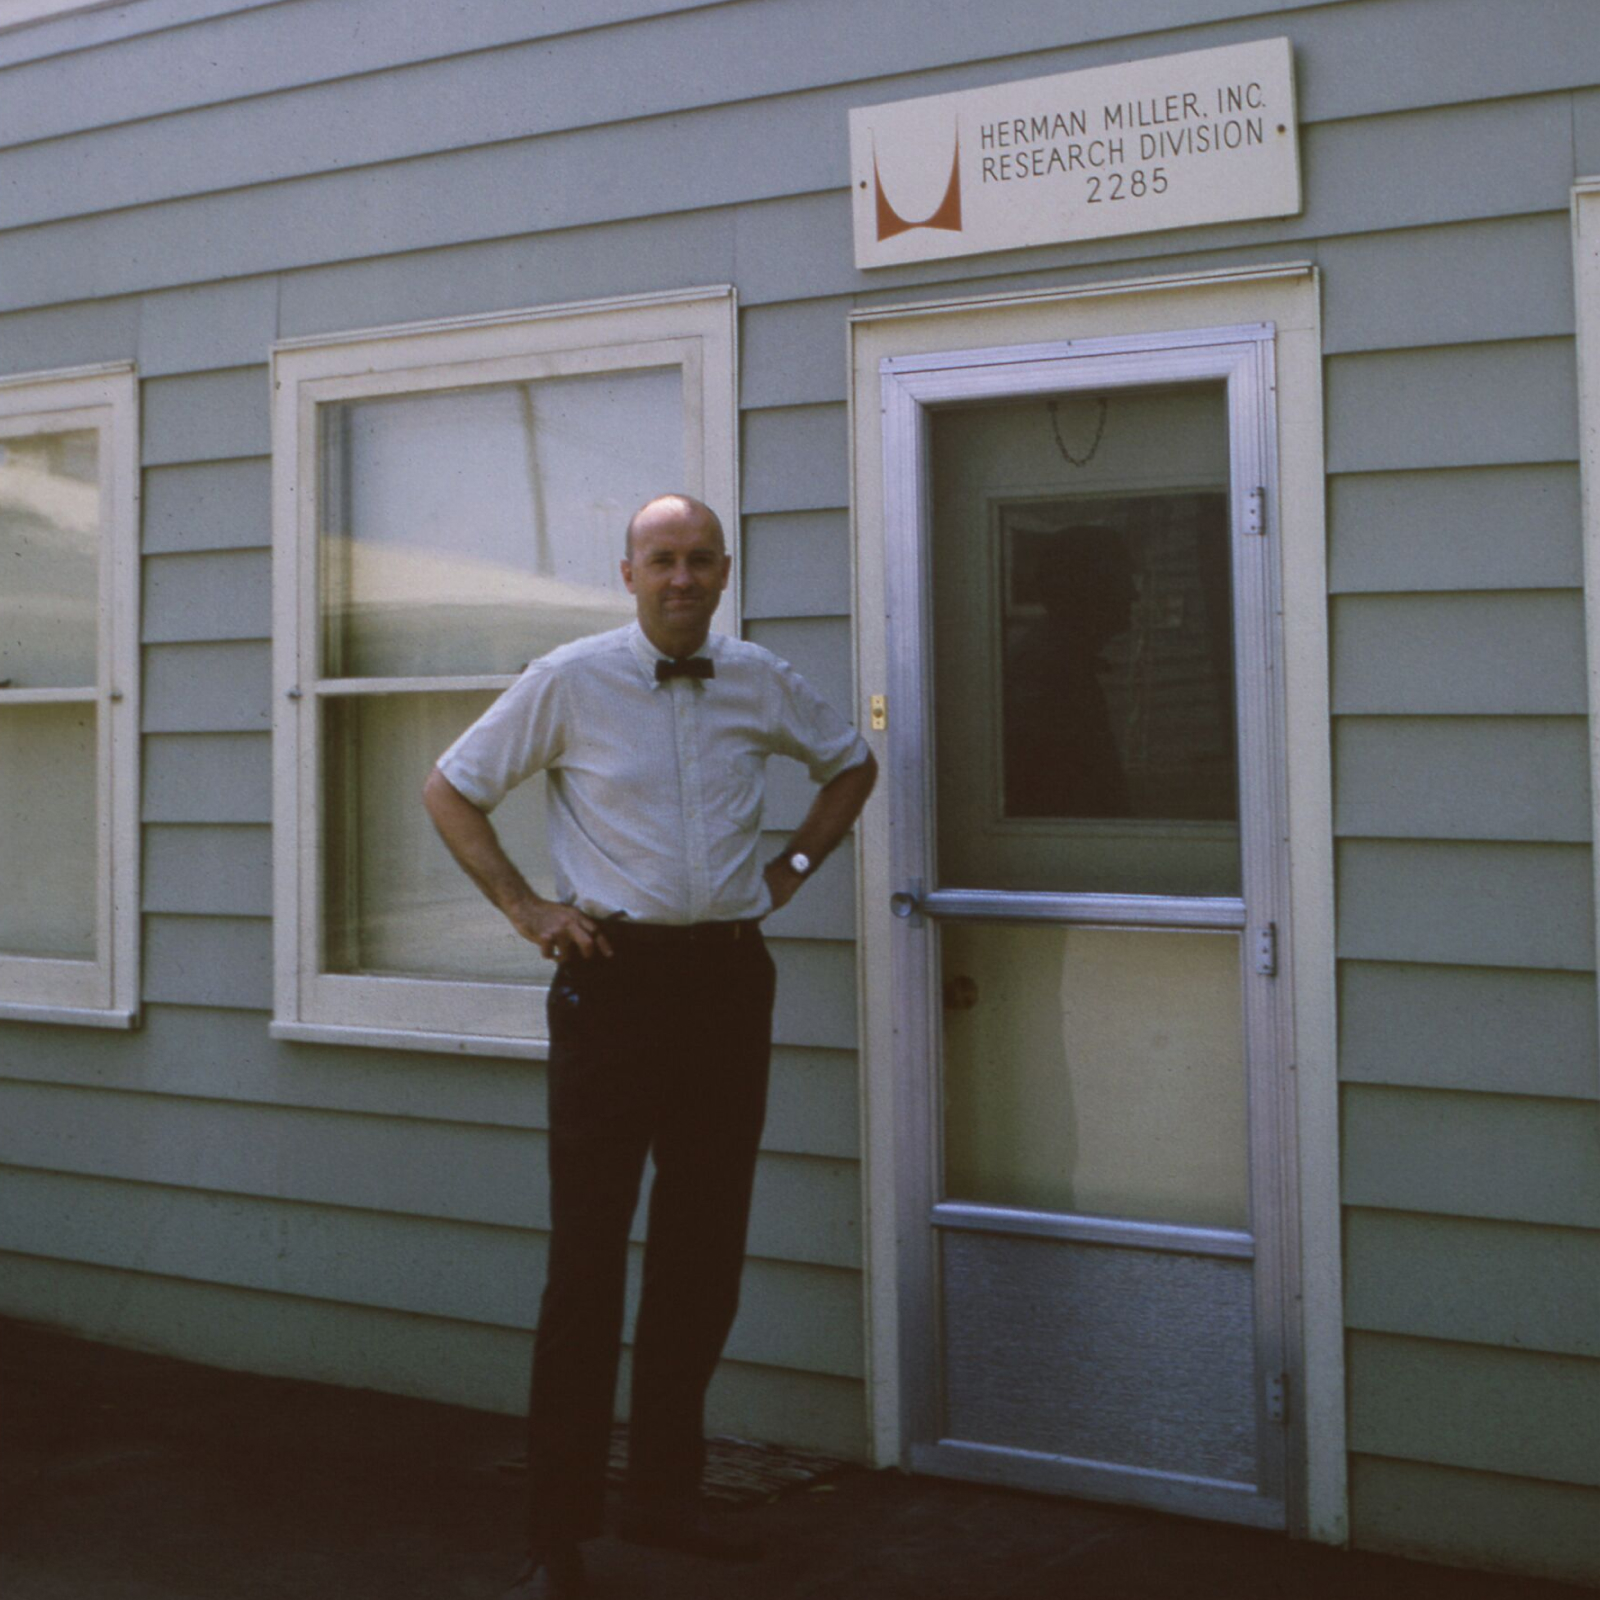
[849,38,1300,269]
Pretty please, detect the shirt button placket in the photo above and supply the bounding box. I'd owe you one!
[677,681,710,920]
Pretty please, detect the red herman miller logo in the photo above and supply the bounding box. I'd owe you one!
[873,128,963,241]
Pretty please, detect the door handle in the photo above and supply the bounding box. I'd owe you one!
[890,880,925,927]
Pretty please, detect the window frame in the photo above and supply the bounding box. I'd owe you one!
[268,288,739,1058]
[1575,179,1600,1047]
[0,361,141,1028]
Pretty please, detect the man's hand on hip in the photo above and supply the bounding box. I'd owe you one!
[509,898,614,962]
[763,859,803,913]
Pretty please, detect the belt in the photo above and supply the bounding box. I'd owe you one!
[603,917,761,946]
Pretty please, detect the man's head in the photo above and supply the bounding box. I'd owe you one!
[621,493,731,659]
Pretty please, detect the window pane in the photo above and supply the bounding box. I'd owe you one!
[941,923,1248,1230]
[322,692,556,987]
[0,429,99,688]
[319,367,683,679]
[0,702,96,958]
[930,385,1240,896]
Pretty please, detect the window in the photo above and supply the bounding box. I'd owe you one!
[0,362,140,1026]
[269,289,738,1056]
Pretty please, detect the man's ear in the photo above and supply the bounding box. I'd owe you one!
[620,557,635,593]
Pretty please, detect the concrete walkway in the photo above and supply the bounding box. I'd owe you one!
[1,1316,1588,1599]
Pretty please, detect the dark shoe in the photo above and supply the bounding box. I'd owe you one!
[500,1542,587,1598]
[619,1502,761,1563]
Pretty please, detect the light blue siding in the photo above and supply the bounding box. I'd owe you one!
[1326,341,1578,475]
[143,915,272,1009]
[743,406,849,515]
[144,826,272,917]
[0,1250,867,1454]
[0,297,138,377]
[1342,1086,1600,1229]
[138,278,280,377]
[142,461,271,554]
[1348,1332,1600,1489]
[1328,466,1583,594]
[143,734,272,824]
[1349,1457,1600,1590]
[0,1078,861,1268]
[143,643,271,733]
[0,1166,865,1377]
[1345,1209,1600,1359]
[142,367,269,466]
[743,511,853,619]
[142,551,271,644]
[1319,214,1575,354]
[1341,963,1599,1099]
[1334,718,1591,842]
[1337,840,1594,971]
[1331,593,1587,716]
[0,1003,859,1161]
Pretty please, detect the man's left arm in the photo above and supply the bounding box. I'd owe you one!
[763,752,878,912]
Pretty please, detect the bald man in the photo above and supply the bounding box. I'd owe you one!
[424,495,876,1599]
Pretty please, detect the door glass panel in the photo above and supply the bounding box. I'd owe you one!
[319,367,681,679]
[941,923,1248,1230]
[930,385,1238,896]
[0,429,100,689]
[322,691,554,986]
[0,702,97,958]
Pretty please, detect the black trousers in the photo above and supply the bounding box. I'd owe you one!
[524,928,776,1547]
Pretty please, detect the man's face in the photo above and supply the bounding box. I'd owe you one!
[621,504,731,655]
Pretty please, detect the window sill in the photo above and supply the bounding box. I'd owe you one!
[269,1019,550,1061]
[0,1002,139,1030]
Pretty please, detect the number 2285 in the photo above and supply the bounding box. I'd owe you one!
[1087,167,1169,202]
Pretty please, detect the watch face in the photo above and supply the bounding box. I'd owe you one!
[789,852,812,876]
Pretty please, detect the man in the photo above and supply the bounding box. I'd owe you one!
[422,493,876,1599]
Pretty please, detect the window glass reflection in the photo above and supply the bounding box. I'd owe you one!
[999,494,1235,823]
[931,384,1240,897]
[0,429,99,689]
[319,367,682,679]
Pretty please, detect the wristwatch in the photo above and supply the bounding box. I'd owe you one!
[773,848,812,878]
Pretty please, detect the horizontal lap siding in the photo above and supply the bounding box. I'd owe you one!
[0,1004,860,1160]
[0,0,1595,1559]
[1317,42,1597,1563]
[0,1252,865,1455]
[0,1079,861,1269]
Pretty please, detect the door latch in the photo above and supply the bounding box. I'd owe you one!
[890,879,924,928]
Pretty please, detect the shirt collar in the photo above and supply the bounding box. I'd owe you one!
[627,621,721,689]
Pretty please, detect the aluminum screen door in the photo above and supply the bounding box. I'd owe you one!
[882,326,1294,1529]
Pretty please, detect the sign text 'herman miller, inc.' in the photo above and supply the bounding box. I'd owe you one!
[849,39,1301,268]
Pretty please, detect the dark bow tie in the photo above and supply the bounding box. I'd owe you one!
[656,656,715,682]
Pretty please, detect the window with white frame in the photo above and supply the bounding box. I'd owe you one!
[269,289,738,1056]
[0,363,140,1027]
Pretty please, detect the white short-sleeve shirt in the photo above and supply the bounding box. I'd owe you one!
[437,622,870,924]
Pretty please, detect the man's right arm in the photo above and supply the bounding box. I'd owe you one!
[421,767,611,961]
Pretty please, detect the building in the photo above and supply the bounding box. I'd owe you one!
[0,0,1597,1586]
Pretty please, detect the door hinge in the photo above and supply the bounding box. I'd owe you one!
[1243,485,1266,536]
[1266,1372,1288,1425]
[1253,923,1277,977]
[870,693,888,731]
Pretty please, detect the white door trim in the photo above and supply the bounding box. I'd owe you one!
[848,264,1344,1543]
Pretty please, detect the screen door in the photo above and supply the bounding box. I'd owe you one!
[882,326,1293,1529]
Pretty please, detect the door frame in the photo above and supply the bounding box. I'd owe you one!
[848,264,1344,1542]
